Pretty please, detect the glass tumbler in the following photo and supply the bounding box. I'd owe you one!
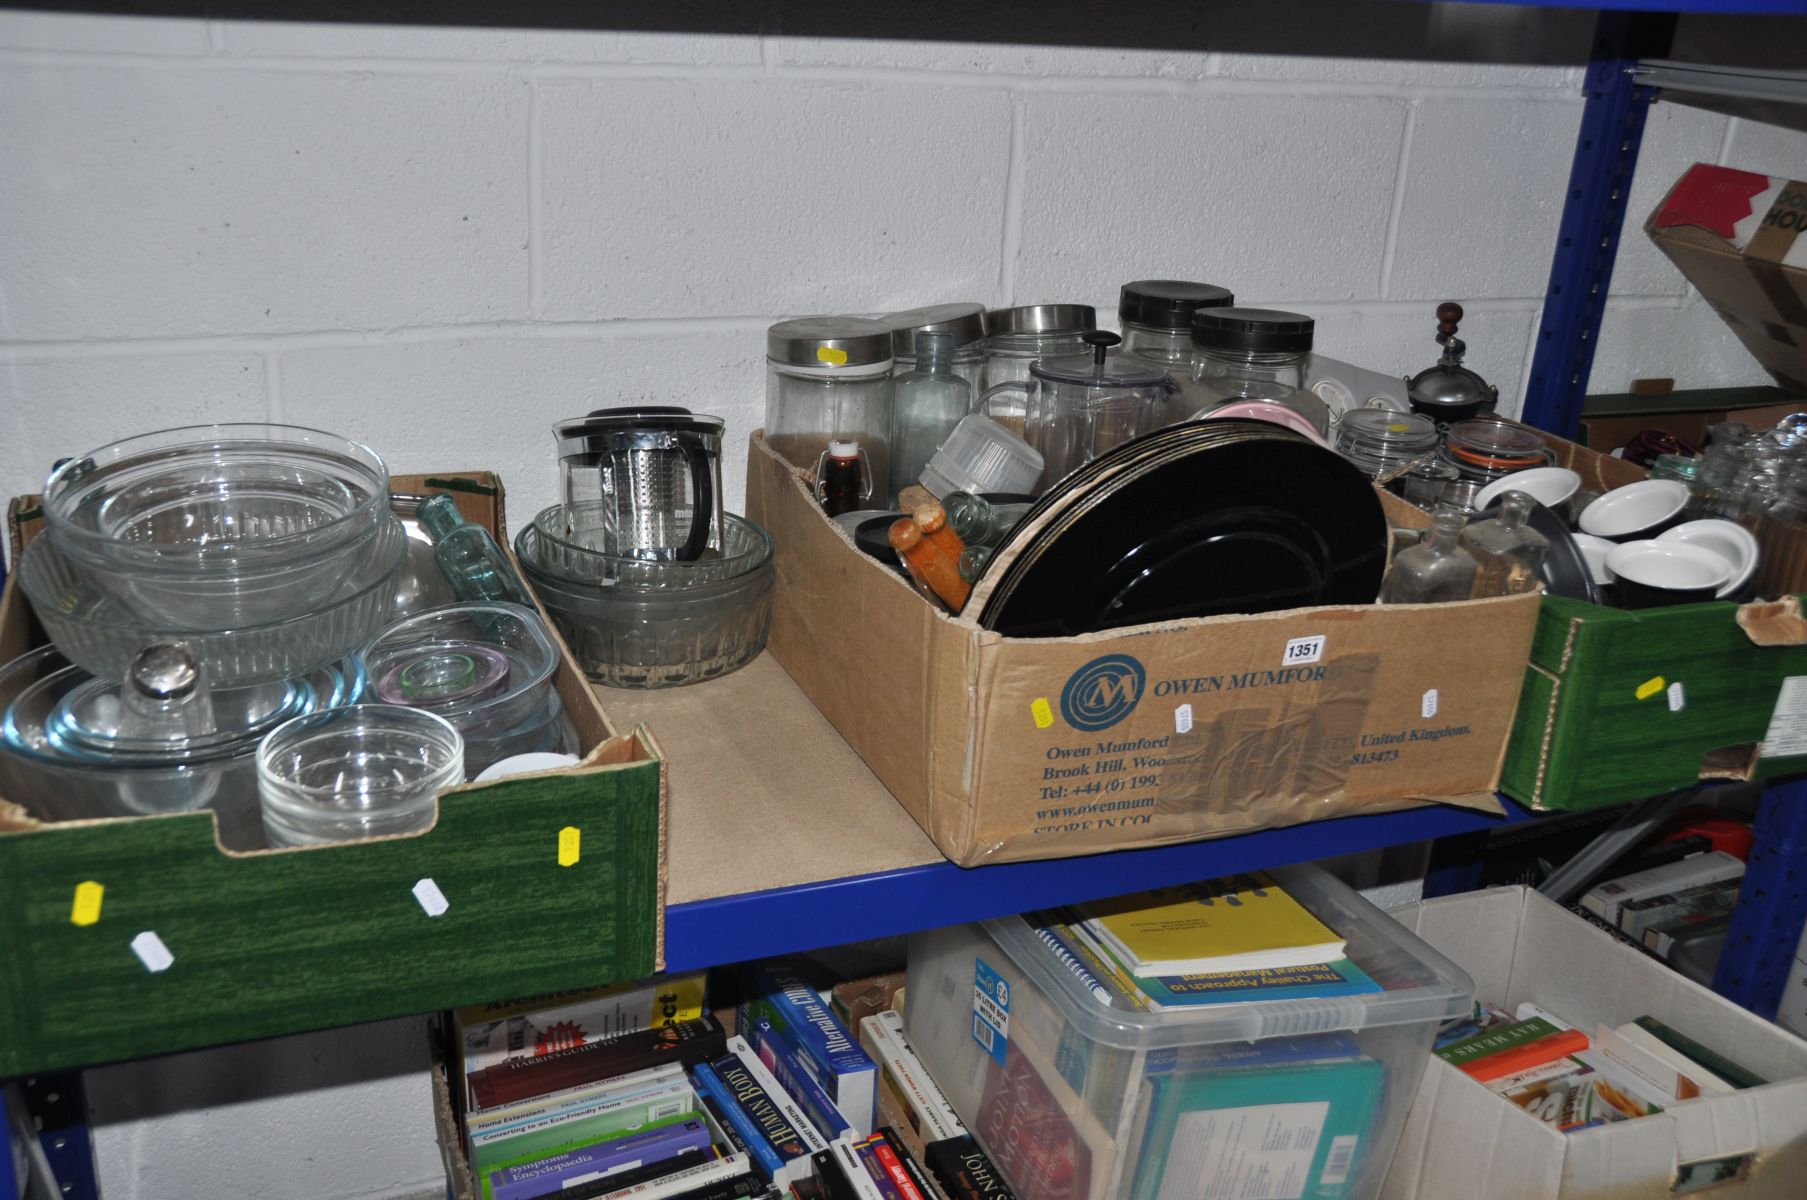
[258,704,464,846]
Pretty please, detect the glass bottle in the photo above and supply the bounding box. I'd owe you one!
[418,494,532,606]
[1118,279,1234,425]
[888,332,973,505]
[1460,490,1548,597]
[819,440,868,518]
[888,517,970,612]
[959,544,992,583]
[883,303,987,410]
[1189,307,1330,433]
[1381,508,1479,604]
[943,491,1031,548]
[1691,423,1754,518]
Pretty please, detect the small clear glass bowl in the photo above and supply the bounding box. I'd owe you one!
[361,602,565,777]
[257,704,464,847]
[522,506,770,589]
[18,515,406,686]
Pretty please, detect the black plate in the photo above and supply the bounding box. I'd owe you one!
[981,427,1388,637]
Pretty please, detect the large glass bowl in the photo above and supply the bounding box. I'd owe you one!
[520,540,774,689]
[522,506,770,589]
[18,515,406,686]
[41,424,390,621]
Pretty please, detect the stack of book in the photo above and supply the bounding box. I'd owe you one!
[454,966,1019,1200]
[1028,871,1382,1013]
[1431,1001,1768,1131]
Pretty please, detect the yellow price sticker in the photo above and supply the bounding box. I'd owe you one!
[558,826,581,867]
[71,880,104,927]
[816,346,849,366]
[1635,676,1666,701]
[1031,698,1055,729]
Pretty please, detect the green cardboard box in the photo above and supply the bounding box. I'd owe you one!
[0,473,666,1075]
[1498,432,1807,809]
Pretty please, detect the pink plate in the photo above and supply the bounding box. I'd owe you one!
[1201,400,1333,449]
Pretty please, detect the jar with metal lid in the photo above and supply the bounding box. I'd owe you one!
[980,303,1097,392]
[883,303,988,410]
[1440,417,1551,484]
[1335,409,1439,479]
[1188,307,1331,434]
[765,316,895,495]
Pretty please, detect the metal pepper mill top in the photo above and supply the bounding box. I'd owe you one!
[1407,302,1499,426]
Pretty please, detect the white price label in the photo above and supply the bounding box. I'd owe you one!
[1175,703,1193,734]
[1668,682,1685,713]
[1282,635,1326,667]
[1421,688,1439,718]
[1762,676,1807,758]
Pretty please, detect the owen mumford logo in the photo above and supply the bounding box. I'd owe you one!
[1060,654,1146,732]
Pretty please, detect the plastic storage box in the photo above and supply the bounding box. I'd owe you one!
[904,864,1473,1200]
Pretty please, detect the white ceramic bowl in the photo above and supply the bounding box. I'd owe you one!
[1605,539,1731,607]
[1577,479,1692,540]
[1477,467,1581,512]
[1658,519,1758,599]
[1571,533,1616,585]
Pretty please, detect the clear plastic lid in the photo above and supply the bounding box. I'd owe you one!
[1444,417,1547,466]
[981,863,1474,1049]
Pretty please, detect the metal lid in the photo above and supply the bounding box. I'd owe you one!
[1408,364,1495,412]
[1030,330,1173,388]
[985,304,1098,337]
[1192,307,1315,353]
[1119,280,1235,330]
[883,303,987,356]
[766,316,894,368]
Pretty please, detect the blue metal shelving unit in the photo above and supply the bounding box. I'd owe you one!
[666,797,1535,970]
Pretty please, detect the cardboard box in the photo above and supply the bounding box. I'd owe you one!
[1647,164,1807,393]
[745,433,1540,868]
[1577,385,1802,454]
[0,473,667,1076]
[1499,433,1807,810]
[1384,886,1807,1200]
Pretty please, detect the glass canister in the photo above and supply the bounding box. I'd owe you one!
[1334,409,1439,479]
[765,316,895,497]
[979,303,1098,393]
[977,331,1173,490]
[883,303,988,411]
[1440,417,1552,484]
[1188,307,1331,434]
[1119,279,1234,425]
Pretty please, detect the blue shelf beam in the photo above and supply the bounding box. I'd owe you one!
[1521,10,1675,439]
[1713,775,1807,1019]
[665,797,1534,970]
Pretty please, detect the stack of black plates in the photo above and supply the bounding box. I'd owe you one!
[970,420,1389,637]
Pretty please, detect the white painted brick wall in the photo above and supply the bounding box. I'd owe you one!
[1,8,1802,1198]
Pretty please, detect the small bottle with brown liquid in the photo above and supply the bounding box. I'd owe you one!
[819,440,868,518]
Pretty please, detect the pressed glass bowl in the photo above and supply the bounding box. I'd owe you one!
[520,548,773,689]
[523,506,771,589]
[18,515,406,686]
[42,424,390,620]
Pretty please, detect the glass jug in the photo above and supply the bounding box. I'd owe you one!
[977,331,1174,490]
[553,408,725,561]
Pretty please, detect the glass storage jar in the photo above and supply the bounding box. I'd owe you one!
[765,316,895,497]
[980,303,1097,393]
[883,303,988,411]
[1335,410,1440,479]
[1119,280,1233,424]
[1440,417,1551,484]
[1188,307,1330,433]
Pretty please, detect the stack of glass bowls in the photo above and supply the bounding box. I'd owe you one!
[361,602,575,776]
[2,424,407,827]
[515,504,774,689]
